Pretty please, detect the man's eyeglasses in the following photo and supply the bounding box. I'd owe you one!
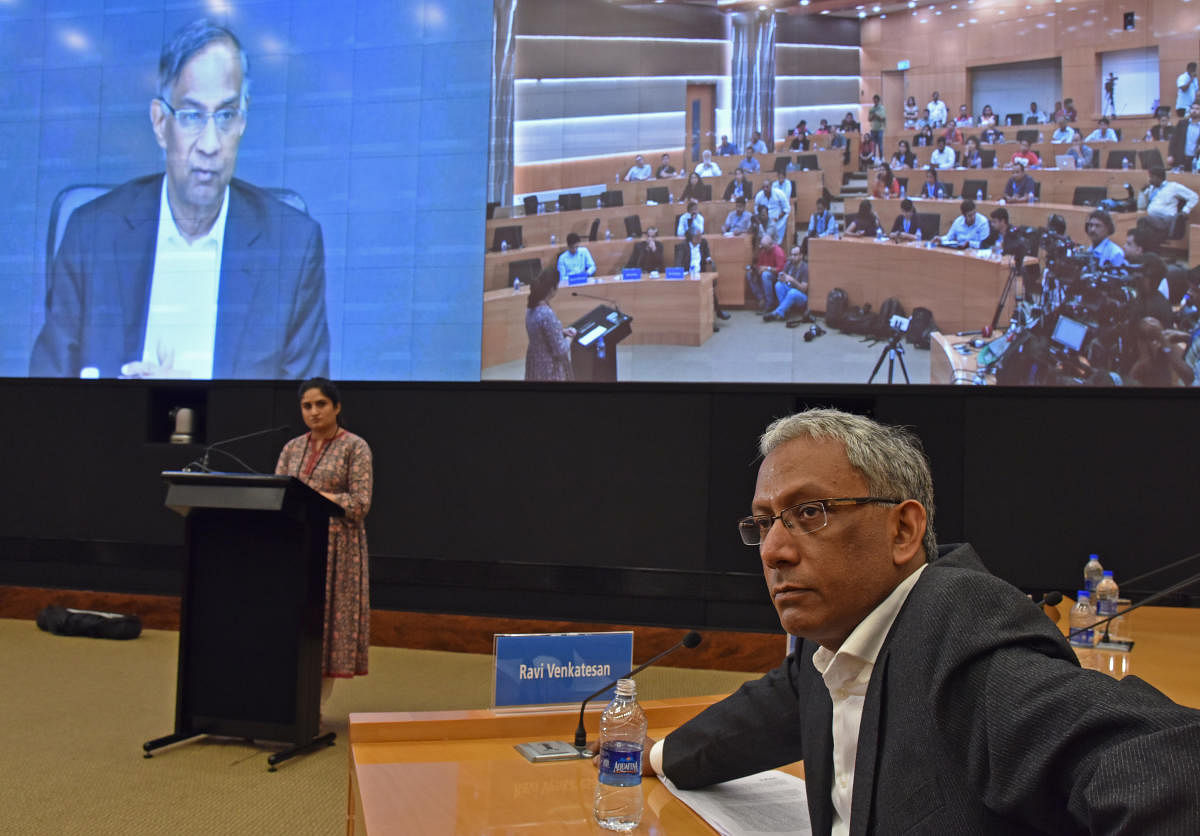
[737,497,901,546]
[158,100,245,135]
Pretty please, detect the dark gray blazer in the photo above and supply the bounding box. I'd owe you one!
[664,544,1200,834]
[30,174,329,379]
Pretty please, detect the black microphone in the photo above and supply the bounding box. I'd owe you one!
[1066,569,1200,645]
[189,425,292,473]
[573,631,702,750]
[1034,590,1063,609]
[570,290,622,312]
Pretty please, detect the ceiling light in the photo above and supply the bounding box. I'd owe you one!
[873,4,882,10]
[800,0,810,5]
[880,13,887,18]
[858,10,867,16]
[957,21,965,26]
[820,8,830,13]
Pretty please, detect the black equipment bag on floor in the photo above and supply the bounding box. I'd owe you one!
[825,287,849,329]
[36,605,142,640]
[907,306,937,349]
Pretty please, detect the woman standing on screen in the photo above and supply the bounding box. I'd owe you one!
[276,378,373,711]
[525,268,576,381]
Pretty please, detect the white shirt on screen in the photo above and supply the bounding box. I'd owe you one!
[141,178,228,379]
[651,564,926,836]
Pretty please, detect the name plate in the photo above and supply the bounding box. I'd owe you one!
[567,272,590,286]
[621,268,643,281]
[665,267,686,280]
[493,631,633,708]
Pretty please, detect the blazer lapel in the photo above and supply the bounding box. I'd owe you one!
[213,186,264,377]
[116,177,162,365]
[801,674,835,835]
[848,650,888,836]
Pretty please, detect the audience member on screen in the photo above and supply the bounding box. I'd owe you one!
[977,104,997,127]
[767,171,791,244]
[746,233,785,312]
[807,196,837,240]
[1177,62,1199,117]
[844,200,881,238]
[716,135,738,156]
[29,19,329,380]
[1129,316,1194,386]
[903,96,919,129]
[1084,210,1125,267]
[677,200,706,237]
[858,133,878,171]
[675,228,713,275]
[926,91,948,127]
[723,197,753,236]
[1009,139,1041,169]
[871,165,900,199]
[1067,135,1095,168]
[694,149,723,177]
[750,131,769,154]
[889,199,921,241]
[625,408,1200,833]
[919,167,944,199]
[1051,100,1066,122]
[913,126,934,148]
[738,149,761,174]
[762,245,809,323]
[961,136,985,169]
[937,199,990,247]
[929,137,956,169]
[954,104,974,128]
[890,139,916,170]
[1146,114,1174,142]
[624,154,652,182]
[1085,118,1118,142]
[680,172,707,204]
[868,95,886,151]
[523,268,575,382]
[655,153,678,179]
[941,122,964,146]
[1063,97,1078,121]
[627,226,666,273]
[1137,165,1199,246]
[556,232,596,284]
[981,124,1007,144]
[1003,162,1038,203]
[1051,118,1077,143]
[723,169,753,203]
[1025,101,1047,124]
[1167,102,1200,170]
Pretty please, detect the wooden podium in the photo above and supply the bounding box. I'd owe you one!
[143,472,344,770]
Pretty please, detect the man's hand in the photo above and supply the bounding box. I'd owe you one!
[563,327,577,338]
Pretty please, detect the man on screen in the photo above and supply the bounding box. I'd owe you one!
[30,20,329,380]
[636,408,1200,833]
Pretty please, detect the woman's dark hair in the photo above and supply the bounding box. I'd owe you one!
[681,174,705,201]
[880,164,894,186]
[926,166,940,180]
[527,266,559,310]
[857,200,873,217]
[298,377,340,428]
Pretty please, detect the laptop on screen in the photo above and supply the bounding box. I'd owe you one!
[1055,155,1076,170]
[1052,315,1088,351]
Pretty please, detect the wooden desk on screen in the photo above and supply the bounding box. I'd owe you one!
[481,273,716,369]
[346,695,806,835]
[806,237,1013,334]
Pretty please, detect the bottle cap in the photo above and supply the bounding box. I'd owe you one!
[1103,570,1113,577]
[1077,590,1089,598]
[615,678,636,697]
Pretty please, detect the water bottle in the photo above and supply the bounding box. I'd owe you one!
[939,185,946,198]
[1095,570,1119,629]
[596,337,606,361]
[915,227,923,243]
[499,239,508,252]
[512,278,520,293]
[550,234,557,245]
[605,228,612,241]
[1083,553,1104,596]
[899,184,907,199]
[1122,156,1131,170]
[976,189,983,201]
[593,678,646,831]
[1068,591,1097,648]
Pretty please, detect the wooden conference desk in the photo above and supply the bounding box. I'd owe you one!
[806,237,1013,334]
[481,272,715,369]
[346,695,807,835]
[347,606,1200,834]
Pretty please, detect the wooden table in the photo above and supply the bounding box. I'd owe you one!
[482,272,715,369]
[346,695,805,835]
[806,237,1013,334]
[930,330,993,385]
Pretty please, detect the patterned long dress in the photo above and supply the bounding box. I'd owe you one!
[276,430,372,678]
[525,302,575,381]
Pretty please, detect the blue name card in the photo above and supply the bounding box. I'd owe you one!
[493,631,633,708]
[568,272,590,286]
[621,268,643,281]
[665,267,686,280]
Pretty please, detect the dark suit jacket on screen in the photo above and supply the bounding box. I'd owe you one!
[673,239,712,271]
[30,174,330,379]
[1167,118,1194,166]
[663,544,1200,834]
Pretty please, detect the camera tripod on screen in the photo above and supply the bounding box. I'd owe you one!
[1103,73,1117,118]
[867,318,911,384]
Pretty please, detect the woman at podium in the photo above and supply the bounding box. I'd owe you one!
[525,268,577,381]
[275,378,374,708]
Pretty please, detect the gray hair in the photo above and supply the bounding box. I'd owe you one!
[159,19,250,106]
[759,408,937,562]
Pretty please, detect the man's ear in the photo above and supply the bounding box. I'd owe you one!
[150,99,168,151]
[889,499,927,567]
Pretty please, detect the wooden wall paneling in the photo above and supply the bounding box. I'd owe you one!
[515,39,727,80]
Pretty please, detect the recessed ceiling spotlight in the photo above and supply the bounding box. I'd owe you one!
[957,21,965,26]
[820,8,830,13]
[873,4,882,10]
[800,0,810,5]
[880,13,887,18]
[858,10,867,17]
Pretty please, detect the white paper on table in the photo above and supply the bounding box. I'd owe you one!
[660,770,812,836]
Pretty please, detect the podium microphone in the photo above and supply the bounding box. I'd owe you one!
[188,425,292,473]
[571,290,622,311]
[573,631,702,750]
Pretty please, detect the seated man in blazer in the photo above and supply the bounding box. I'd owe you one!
[627,409,1200,833]
[30,19,329,380]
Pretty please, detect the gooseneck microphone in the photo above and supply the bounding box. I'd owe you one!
[1034,590,1063,608]
[573,630,702,750]
[186,425,292,473]
[570,290,622,312]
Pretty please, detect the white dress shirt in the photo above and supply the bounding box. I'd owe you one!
[1139,180,1200,220]
[677,212,706,237]
[695,161,723,177]
[926,99,948,127]
[929,146,957,169]
[141,177,228,378]
[625,163,652,181]
[650,564,927,836]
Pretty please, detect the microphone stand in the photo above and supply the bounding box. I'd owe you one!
[187,425,291,473]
